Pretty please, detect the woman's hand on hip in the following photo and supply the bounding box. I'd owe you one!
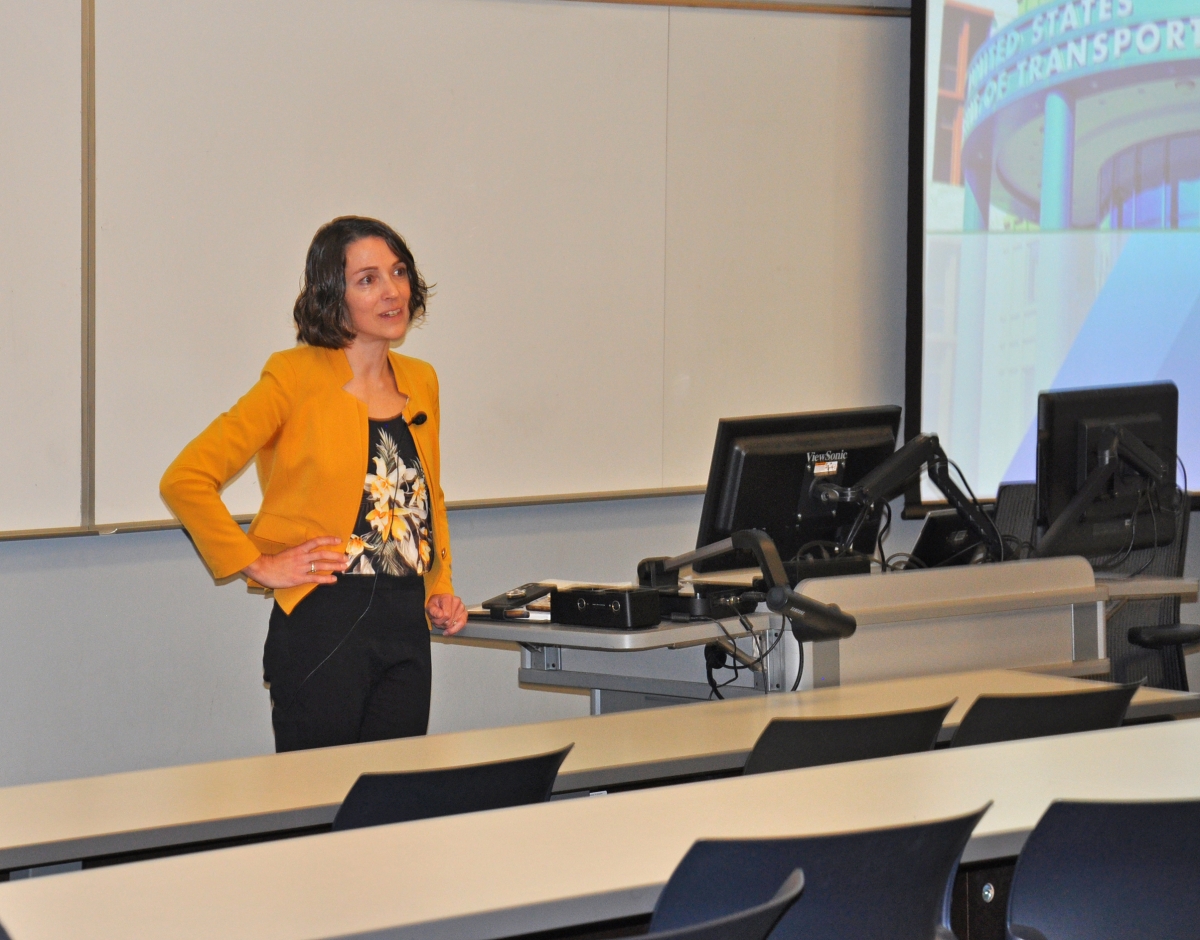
[427,593,468,635]
[242,537,347,589]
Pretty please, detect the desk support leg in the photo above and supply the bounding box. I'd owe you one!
[811,640,841,688]
[1071,602,1103,662]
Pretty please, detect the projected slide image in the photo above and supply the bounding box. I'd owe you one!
[920,0,1200,499]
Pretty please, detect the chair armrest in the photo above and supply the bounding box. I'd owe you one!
[1128,622,1200,649]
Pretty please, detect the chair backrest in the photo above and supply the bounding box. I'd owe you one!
[1100,493,1191,690]
[949,685,1137,748]
[994,482,1039,553]
[742,702,955,775]
[642,869,804,940]
[331,743,573,831]
[1008,799,1200,940]
[648,805,988,940]
[993,482,1191,690]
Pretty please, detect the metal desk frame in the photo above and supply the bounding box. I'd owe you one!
[451,613,785,713]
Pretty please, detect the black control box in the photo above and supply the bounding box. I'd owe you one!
[551,587,661,629]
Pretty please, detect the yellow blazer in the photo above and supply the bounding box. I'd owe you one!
[161,345,453,614]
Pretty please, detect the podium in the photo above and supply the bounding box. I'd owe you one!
[795,557,1197,687]
[444,613,783,714]
[444,558,1198,711]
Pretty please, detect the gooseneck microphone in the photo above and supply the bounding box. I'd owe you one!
[407,412,427,427]
[765,585,857,642]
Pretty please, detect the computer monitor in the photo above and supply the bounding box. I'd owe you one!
[693,406,902,572]
[907,506,997,568]
[1035,382,1179,558]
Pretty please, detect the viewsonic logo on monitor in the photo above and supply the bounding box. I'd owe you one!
[807,451,848,475]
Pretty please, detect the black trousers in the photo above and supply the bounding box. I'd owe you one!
[263,574,431,752]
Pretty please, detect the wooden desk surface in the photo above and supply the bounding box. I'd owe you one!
[0,669,1193,873]
[799,560,1198,625]
[1,718,1198,940]
[801,557,1102,624]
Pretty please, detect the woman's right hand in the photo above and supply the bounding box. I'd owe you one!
[242,536,347,589]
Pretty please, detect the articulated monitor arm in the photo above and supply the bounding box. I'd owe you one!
[925,446,1005,563]
[825,433,1003,562]
[1111,425,1171,485]
[1035,425,1172,558]
[849,433,942,505]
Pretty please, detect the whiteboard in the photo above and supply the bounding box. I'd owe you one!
[93,0,669,524]
[0,1,81,532]
[662,7,911,485]
[80,0,912,527]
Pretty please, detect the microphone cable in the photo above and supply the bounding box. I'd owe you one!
[299,410,427,688]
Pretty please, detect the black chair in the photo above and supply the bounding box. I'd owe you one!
[1125,493,1200,660]
[995,482,1193,691]
[331,744,573,831]
[647,806,988,940]
[993,481,1039,554]
[948,685,1137,748]
[641,869,804,940]
[1008,799,1200,940]
[742,702,955,776]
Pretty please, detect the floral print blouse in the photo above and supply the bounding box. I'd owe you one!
[344,415,433,577]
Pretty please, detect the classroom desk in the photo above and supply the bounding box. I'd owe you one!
[798,560,1198,686]
[460,562,1200,709]
[0,668,1194,876]
[1,717,1198,940]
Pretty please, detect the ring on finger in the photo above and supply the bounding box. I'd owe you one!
[310,562,315,574]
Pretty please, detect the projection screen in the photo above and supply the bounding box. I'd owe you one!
[907,0,1200,504]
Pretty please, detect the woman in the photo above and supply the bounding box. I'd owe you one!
[161,216,466,752]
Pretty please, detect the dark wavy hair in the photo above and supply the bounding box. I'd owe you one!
[293,216,430,348]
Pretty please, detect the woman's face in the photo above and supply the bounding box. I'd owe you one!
[343,236,412,344]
